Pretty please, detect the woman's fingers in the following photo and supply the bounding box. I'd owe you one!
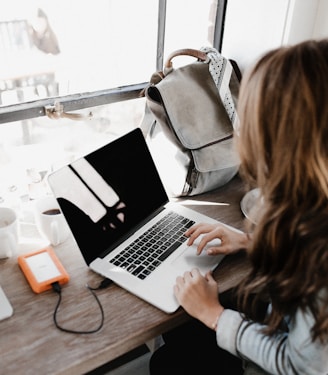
[185,222,249,256]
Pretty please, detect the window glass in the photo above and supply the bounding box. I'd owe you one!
[0,0,158,106]
[165,0,216,52]
[164,0,216,67]
[0,98,145,208]
[0,0,218,212]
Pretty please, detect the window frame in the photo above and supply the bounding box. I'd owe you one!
[0,0,227,125]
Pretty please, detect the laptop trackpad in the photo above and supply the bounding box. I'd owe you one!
[171,239,224,273]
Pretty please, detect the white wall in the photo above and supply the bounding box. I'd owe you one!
[283,0,319,44]
[313,0,328,38]
[221,0,328,72]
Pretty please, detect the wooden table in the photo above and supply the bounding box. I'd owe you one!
[0,175,249,375]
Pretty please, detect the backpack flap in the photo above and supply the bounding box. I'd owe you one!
[146,61,239,173]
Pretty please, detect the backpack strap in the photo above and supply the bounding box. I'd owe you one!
[200,46,239,131]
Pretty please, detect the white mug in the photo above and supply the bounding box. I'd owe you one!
[34,195,70,246]
[0,207,19,259]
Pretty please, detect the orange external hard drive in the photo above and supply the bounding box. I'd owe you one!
[18,246,69,293]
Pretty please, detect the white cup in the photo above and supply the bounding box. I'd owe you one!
[34,195,70,246]
[0,207,19,258]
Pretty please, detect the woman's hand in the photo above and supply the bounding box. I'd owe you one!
[174,268,223,330]
[185,223,250,256]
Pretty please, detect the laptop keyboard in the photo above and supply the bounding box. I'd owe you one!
[109,211,195,280]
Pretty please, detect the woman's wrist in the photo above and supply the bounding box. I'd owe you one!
[202,305,224,331]
[240,232,252,250]
[211,312,222,331]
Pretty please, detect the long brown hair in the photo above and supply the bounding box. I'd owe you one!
[236,39,328,342]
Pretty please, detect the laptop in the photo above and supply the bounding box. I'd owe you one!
[48,128,225,313]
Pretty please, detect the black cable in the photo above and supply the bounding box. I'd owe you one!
[87,277,113,291]
[52,278,112,334]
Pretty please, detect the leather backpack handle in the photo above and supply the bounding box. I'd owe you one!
[139,48,208,96]
[164,49,208,69]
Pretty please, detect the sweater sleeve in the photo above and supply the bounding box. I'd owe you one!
[216,308,328,374]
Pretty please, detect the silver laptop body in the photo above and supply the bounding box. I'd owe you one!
[48,128,224,313]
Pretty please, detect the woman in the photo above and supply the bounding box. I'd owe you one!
[149,39,328,374]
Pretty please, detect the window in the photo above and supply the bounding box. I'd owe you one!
[0,0,226,207]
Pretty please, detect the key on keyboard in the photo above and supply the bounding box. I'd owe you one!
[109,211,195,279]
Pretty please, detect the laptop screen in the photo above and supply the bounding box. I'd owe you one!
[48,128,169,265]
